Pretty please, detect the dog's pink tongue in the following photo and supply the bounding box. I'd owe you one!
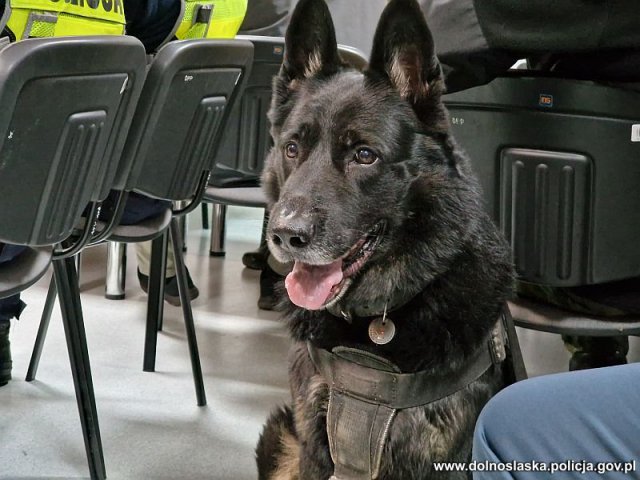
[285,260,344,310]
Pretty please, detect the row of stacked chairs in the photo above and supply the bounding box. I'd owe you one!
[0,32,368,479]
[0,33,253,480]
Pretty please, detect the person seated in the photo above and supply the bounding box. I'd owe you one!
[418,0,640,370]
[0,0,199,306]
[0,0,185,388]
[473,363,640,480]
[0,0,247,386]
[119,0,248,305]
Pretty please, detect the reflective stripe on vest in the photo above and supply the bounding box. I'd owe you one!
[4,0,125,40]
[175,0,246,39]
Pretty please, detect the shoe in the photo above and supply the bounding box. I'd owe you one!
[258,263,285,311]
[138,268,200,307]
[242,244,269,271]
[0,322,11,387]
[565,335,629,371]
[569,351,627,371]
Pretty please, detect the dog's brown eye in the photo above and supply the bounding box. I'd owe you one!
[354,148,378,165]
[285,142,299,159]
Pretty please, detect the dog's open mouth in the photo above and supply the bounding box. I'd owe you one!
[285,221,386,311]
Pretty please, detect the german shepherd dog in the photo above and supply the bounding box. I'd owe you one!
[256,0,515,478]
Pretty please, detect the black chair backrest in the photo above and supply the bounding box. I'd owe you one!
[0,36,147,246]
[210,36,368,188]
[445,75,640,286]
[210,36,283,187]
[122,39,254,200]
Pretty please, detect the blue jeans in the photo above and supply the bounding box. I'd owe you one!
[473,364,640,479]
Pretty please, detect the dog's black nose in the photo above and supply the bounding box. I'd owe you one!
[269,200,317,253]
[271,224,313,250]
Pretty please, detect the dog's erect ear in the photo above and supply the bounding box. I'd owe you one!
[368,0,443,104]
[282,0,341,82]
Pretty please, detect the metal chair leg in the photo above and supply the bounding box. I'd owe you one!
[105,242,127,300]
[143,232,168,372]
[54,257,106,480]
[25,275,58,381]
[209,203,226,257]
[170,218,206,406]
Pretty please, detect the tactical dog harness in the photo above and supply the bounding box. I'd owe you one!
[310,305,525,480]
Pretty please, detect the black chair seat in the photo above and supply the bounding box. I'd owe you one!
[203,185,266,208]
[0,247,52,298]
[509,296,640,337]
[107,209,172,243]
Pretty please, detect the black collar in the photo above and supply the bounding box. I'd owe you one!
[325,288,419,321]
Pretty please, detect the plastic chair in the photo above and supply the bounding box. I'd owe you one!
[203,36,369,256]
[444,73,640,367]
[0,35,147,480]
[27,39,254,414]
[112,38,253,405]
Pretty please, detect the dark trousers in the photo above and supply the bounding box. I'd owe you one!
[98,191,170,226]
[0,244,28,324]
[420,0,640,92]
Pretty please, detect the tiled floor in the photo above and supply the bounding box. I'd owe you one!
[1,206,638,479]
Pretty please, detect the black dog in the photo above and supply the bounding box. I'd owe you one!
[256,0,515,478]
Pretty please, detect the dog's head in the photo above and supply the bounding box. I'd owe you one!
[263,0,481,313]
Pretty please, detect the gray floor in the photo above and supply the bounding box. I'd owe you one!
[1,206,638,479]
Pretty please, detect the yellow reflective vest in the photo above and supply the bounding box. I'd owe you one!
[0,0,246,43]
[175,0,247,39]
[3,0,126,40]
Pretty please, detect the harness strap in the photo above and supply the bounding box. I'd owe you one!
[501,303,528,382]
[327,390,395,480]
[309,336,498,410]
[309,318,506,480]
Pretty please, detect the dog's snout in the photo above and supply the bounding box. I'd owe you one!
[269,199,318,255]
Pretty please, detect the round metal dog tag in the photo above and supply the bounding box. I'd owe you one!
[368,317,395,345]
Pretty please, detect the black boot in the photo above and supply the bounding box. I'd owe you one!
[242,244,269,271]
[0,322,11,387]
[258,263,285,311]
[137,268,199,307]
[564,335,628,371]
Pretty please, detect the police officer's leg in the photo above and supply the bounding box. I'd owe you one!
[473,364,640,479]
[0,244,29,386]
